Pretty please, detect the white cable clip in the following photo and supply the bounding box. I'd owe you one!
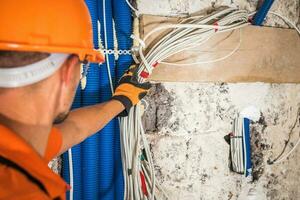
[130,34,146,49]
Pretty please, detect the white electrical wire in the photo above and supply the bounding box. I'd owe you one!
[265,12,300,164]
[120,8,251,200]
[120,103,168,200]
[68,149,74,200]
[160,29,242,66]
[103,0,114,94]
[133,8,250,83]
[119,1,170,199]
[269,108,300,165]
[272,137,300,164]
[268,11,300,34]
[125,0,140,16]
[133,8,300,84]
[231,115,245,174]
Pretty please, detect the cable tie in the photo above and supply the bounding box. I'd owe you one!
[131,34,146,48]
[127,168,132,175]
[140,71,149,78]
[213,21,219,32]
[135,11,141,18]
[231,136,243,139]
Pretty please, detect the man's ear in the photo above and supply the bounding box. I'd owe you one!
[60,55,80,85]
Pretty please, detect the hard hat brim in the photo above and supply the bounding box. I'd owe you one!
[0,42,105,64]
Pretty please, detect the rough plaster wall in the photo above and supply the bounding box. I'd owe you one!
[139,1,300,200]
[143,84,300,200]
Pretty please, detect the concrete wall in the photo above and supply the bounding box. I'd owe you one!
[139,1,300,200]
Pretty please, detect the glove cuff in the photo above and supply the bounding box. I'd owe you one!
[111,95,133,117]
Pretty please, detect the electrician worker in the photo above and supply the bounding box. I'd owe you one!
[0,0,150,199]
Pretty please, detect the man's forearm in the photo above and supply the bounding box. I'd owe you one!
[55,99,124,154]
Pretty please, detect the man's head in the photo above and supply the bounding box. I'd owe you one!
[0,51,81,124]
[0,0,104,126]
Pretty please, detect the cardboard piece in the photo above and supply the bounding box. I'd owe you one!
[140,15,300,83]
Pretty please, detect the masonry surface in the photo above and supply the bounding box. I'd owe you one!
[138,0,300,199]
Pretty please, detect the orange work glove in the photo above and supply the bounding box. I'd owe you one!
[112,65,151,116]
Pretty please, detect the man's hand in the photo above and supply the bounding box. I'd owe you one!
[112,65,151,116]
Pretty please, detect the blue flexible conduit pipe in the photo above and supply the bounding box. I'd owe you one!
[97,0,117,199]
[243,118,252,177]
[252,0,274,26]
[62,0,133,199]
[113,0,133,79]
[81,0,102,199]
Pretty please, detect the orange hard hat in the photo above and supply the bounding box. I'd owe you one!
[0,0,104,63]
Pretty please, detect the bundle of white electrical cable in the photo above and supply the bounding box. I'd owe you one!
[135,7,251,83]
[120,7,251,200]
[120,6,300,200]
[134,7,300,83]
[120,102,169,200]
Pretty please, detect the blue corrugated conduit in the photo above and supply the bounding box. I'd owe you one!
[97,0,117,199]
[112,0,133,80]
[81,1,102,200]
[62,0,133,199]
[252,0,274,25]
[112,0,133,199]
[243,118,252,177]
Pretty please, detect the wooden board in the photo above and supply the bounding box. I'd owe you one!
[139,15,300,83]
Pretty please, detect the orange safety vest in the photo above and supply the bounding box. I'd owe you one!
[0,124,68,200]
